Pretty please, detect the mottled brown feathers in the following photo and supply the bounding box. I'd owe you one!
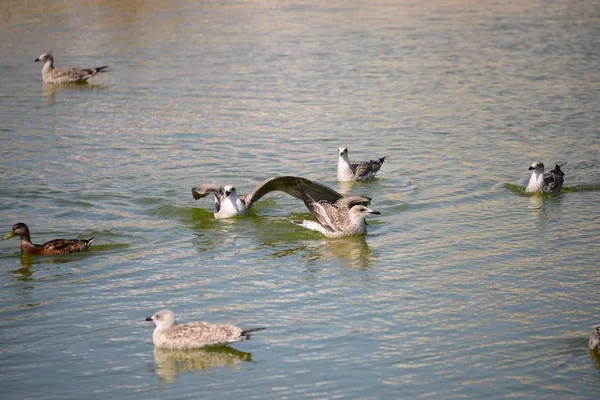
[3,222,94,255]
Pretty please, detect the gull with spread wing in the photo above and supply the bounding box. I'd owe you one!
[191,176,342,219]
[293,189,380,238]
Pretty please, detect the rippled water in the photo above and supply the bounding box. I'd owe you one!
[1,0,599,398]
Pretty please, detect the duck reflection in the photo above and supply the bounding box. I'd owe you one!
[312,236,374,268]
[12,255,35,281]
[151,346,253,382]
[19,254,34,270]
[9,253,79,282]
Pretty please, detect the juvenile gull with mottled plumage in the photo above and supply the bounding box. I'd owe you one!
[525,161,566,193]
[35,52,109,84]
[292,186,380,238]
[590,326,600,351]
[337,147,387,181]
[191,176,342,219]
[145,310,265,349]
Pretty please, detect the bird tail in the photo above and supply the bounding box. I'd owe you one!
[94,66,109,74]
[292,219,327,234]
[240,327,266,339]
[376,156,387,165]
[85,237,95,247]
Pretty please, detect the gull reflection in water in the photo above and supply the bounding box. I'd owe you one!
[528,193,549,220]
[590,347,600,373]
[528,191,566,220]
[42,82,107,100]
[312,236,374,268]
[151,346,253,382]
[337,180,359,196]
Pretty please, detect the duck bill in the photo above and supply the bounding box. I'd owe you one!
[3,231,15,240]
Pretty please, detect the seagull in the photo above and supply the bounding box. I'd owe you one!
[145,310,265,350]
[3,222,94,255]
[590,326,600,351]
[337,147,387,181]
[292,189,380,238]
[35,52,109,84]
[191,176,342,219]
[525,161,566,193]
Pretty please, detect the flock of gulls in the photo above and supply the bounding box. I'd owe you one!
[4,53,595,351]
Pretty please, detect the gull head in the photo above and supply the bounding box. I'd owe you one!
[222,185,236,198]
[145,310,177,330]
[528,161,544,172]
[35,52,53,63]
[3,222,29,240]
[338,147,349,158]
[349,205,380,221]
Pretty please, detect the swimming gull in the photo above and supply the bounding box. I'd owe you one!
[3,222,94,255]
[337,147,387,181]
[192,175,342,219]
[145,310,265,350]
[525,161,566,193]
[292,188,380,238]
[590,326,600,351]
[35,52,109,84]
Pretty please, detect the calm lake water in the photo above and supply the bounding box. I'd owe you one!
[1,0,599,398]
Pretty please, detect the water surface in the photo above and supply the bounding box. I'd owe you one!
[1,0,599,398]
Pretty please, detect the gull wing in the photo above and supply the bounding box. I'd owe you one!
[354,157,386,178]
[49,67,108,83]
[244,176,342,209]
[191,184,223,200]
[590,326,600,350]
[542,171,563,193]
[298,191,338,233]
[165,322,243,345]
[544,163,565,192]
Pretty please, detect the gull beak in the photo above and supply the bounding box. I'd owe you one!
[145,316,153,321]
[528,166,535,170]
[367,208,380,215]
[34,57,41,62]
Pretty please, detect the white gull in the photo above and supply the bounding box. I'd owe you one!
[525,161,566,193]
[337,147,386,182]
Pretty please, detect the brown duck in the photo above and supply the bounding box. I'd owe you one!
[3,223,94,255]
